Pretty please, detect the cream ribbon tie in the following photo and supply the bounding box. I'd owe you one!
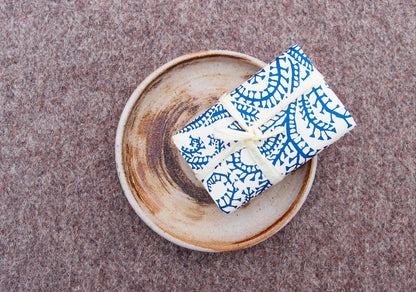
[213,125,285,144]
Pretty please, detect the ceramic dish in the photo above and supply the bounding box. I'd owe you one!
[115,51,317,252]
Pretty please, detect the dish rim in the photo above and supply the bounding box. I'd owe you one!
[115,50,317,252]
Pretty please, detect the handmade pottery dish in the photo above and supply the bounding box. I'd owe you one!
[115,51,317,252]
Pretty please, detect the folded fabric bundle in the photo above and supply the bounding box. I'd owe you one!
[172,45,356,213]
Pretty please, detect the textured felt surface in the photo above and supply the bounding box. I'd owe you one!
[1,1,415,291]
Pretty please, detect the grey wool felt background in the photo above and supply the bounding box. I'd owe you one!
[1,0,415,291]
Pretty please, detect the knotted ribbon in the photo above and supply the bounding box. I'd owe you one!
[195,69,325,184]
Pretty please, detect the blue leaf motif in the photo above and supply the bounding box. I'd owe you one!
[180,135,205,155]
[230,101,260,123]
[241,180,272,205]
[178,103,230,134]
[230,57,291,109]
[299,91,337,140]
[226,151,264,182]
[207,134,227,154]
[179,136,210,170]
[311,85,355,128]
[207,172,241,214]
[286,45,313,71]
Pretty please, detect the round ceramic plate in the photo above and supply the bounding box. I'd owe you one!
[115,51,317,252]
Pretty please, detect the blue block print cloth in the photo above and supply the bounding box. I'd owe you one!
[172,45,356,213]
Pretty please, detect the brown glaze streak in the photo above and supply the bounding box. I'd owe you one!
[146,100,212,204]
[123,112,163,215]
[164,133,213,203]
[123,58,221,220]
[122,58,226,221]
